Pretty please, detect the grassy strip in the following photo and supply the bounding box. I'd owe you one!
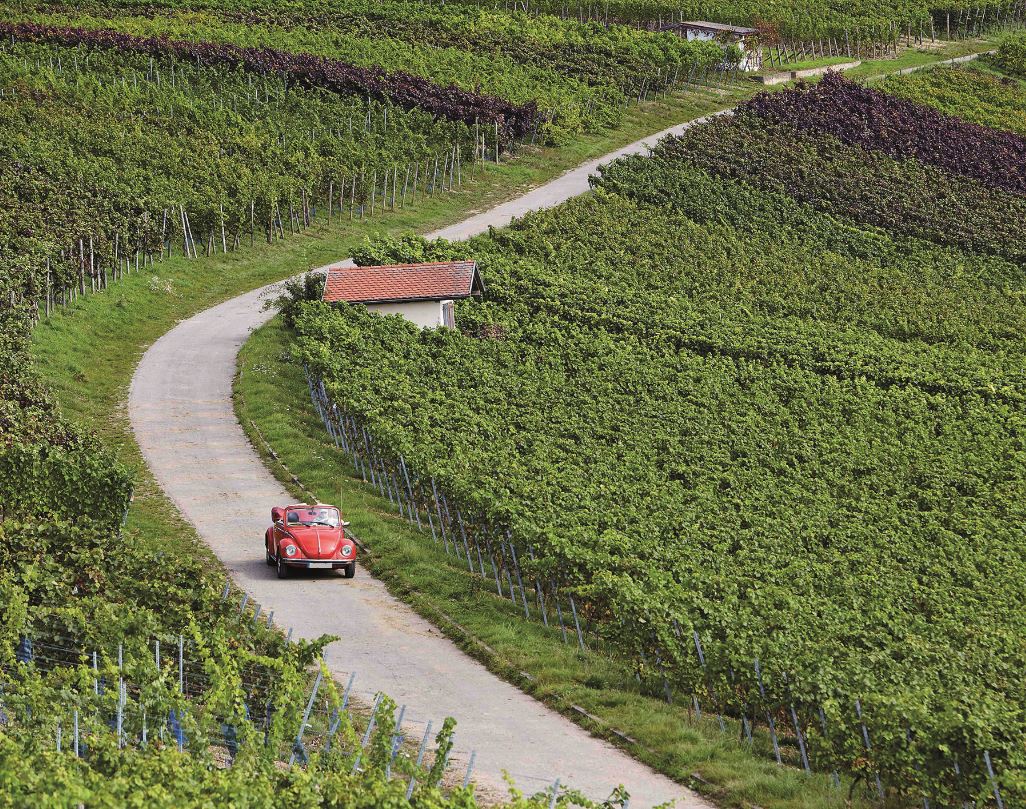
[235,314,870,809]
[753,37,999,82]
[847,36,1000,79]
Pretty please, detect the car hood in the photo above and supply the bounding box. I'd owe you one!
[285,526,346,559]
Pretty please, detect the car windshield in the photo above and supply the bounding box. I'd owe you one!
[286,507,340,527]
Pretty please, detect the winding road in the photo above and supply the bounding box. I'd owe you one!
[129,113,728,807]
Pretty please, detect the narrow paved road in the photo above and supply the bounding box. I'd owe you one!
[130,113,728,807]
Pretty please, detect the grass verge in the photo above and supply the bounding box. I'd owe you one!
[850,36,999,79]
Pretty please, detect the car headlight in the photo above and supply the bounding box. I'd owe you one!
[341,545,353,558]
[284,544,298,557]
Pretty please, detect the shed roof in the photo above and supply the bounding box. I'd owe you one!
[322,260,484,305]
[663,20,759,35]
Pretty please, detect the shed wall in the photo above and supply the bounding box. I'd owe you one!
[366,300,444,328]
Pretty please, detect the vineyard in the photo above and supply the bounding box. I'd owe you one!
[2,37,492,314]
[993,29,1026,72]
[642,105,1026,263]
[0,0,730,801]
[29,0,1026,42]
[4,0,1024,800]
[879,62,1026,133]
[288,67,1026,805]
[6,2,725,142]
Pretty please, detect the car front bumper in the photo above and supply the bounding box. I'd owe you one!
[282,559,354,570]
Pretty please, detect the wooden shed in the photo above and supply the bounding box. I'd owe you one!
[322,260,484,329]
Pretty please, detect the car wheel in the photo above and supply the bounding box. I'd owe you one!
[343,563,356,579]
[276,556,290,579]
[266,549,275,566]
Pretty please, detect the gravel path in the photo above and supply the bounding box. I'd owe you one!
[129,113,728,808]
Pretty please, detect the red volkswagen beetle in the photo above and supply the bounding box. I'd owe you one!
[265,503,356,579]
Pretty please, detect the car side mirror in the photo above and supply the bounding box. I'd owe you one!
[341,521,351,528]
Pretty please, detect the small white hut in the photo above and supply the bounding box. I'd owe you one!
[322,260,484,329]
[662,21,762,71]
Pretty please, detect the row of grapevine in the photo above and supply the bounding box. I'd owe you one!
[80,0,717,92]
[386,0,1025,47]
[991,28,1026,72]
[46,0,1026,69]
[286,132,1026,802]
[0,21,540,136]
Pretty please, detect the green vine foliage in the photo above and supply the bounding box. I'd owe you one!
[12,0,725,142]
[292,141,1026,802]
[993,30,1026,76]
[0,40,468,299]
[0,511,567,806]
[27,0,1024,40]
[0,729,539,808]
[631,112,1026,264]
[0,442,131,527]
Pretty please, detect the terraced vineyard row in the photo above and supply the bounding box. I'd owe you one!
[746,72,1026,196]
[512,0,1026,37]
[78,0,1026,41]
[633,108,1026,263]
[290,73,1026,805]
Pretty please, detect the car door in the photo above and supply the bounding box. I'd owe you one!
[270,508,287,554]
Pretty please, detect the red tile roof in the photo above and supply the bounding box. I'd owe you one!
[322,261,483,304]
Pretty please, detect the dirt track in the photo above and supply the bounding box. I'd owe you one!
[129,113,729,807]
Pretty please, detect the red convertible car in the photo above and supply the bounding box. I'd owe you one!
[265,503,356,579]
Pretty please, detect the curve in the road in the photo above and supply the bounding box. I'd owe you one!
[129,112,729,808]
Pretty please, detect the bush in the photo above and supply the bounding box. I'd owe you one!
[995,32,1026,77]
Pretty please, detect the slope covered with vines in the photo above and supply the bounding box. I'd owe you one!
[6,1,725,142]
[645,113,1026,263]
[745,71,1026,196]
[40,0,712,92]
[290,107,1026,804]
[370,0,1021,41]
[0,36,474,309]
